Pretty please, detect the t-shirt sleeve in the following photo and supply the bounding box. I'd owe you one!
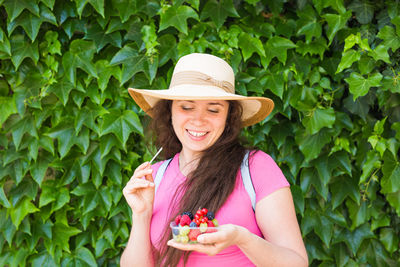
[248,150,290,203]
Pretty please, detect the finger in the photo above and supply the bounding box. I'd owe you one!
[124,180,154,193]
[196,232,223,244]
[131,168,153,180]
[133,162,151,175]
[145,171,154,182]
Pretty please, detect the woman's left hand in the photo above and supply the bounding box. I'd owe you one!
[167,224,247,256]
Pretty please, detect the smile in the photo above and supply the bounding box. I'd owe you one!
[187,130,208,137]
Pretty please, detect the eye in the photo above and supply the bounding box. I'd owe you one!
[208,109,219,113]
[181,105,193,111]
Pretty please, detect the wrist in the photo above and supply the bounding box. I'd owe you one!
[132,210,153,224]
[234,225,251,247]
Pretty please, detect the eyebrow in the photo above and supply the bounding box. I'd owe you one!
[179,100,225,106]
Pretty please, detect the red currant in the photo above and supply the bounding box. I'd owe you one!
[201,208,208,215]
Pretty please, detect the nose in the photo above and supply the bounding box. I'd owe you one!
[190,108,206,125]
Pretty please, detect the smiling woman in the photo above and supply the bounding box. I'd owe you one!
[120,53,308,267]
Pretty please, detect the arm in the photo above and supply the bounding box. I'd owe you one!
[120,162,155,267]
[167,187,308,266]
[237,187,308,266]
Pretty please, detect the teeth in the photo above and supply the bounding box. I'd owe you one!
[188,130,207,137]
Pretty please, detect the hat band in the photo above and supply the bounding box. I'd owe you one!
[169,71,234,94]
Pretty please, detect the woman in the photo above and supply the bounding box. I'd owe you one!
[120,53,308,266]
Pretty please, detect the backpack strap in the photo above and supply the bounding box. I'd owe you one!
[241,150,256,211]
[154,158,172,194]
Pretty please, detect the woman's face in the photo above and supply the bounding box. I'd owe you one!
[171,100,229,157]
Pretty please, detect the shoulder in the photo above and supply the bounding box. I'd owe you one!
[246,150,290,201]
[150,154,177,175]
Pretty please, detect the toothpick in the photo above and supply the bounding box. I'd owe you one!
[149,147,163,164]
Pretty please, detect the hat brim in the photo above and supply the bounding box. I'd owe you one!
[128,85,274,127]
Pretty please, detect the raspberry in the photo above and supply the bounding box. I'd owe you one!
[206,211,215,220]
[207,220,214,227]
[181,211,194,221]
[180,214,191,226]
[174,215,181,225]
[188,229,201,241]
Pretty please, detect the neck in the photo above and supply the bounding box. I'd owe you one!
[179,150,201,176]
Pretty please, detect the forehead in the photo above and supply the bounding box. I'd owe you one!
[173,100,229,106]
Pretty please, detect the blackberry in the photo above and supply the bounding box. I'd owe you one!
[206,211,215,220]
[181,211,194,220]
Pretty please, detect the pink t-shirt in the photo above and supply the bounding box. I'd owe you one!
[150,150,289,266]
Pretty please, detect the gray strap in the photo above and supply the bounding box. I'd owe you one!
[154,158,172,194]
[241,151,256,211]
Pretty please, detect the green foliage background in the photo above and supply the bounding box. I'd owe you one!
[0,0,399,266]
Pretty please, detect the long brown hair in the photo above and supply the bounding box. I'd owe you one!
[149,99,247,266]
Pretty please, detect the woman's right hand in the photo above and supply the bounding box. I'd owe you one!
[123,162,155,215]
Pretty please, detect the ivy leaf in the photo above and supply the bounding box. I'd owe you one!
[296,129,332,161]
[10,115,38,150]
[322,11,352,45]
[7,6,57,42]
[47,79,75,106]
[345,72,382,100]
[348,0,374,24]
[333,224,374,256]
[84,22,122,52]
[110,46,156,84]
[260,72,284,98]
[0,96,17,125]
[0,187,11,209]
[75,0,105,18]
[62,40,98,85]
[331,176,360,209]
[3,0,40,22]
[238,32,266,61]
[52,222,81,253]
[10,35,39,70]
[296,5,322,43]
[368,44,391,63]
[377,25,400,52]
[159,5,199,35]
[386,191,400,216]
[30,154,52,186]
[100,110,143,147]
[74,103,108,135]
[10,198,39,229]
[45,122,75,159]
[336,49,361,74]
[381,151,400,194]
[261,36,296,67]
[111,0,138,22]
[200,0,239,29]
[302,107,336,135]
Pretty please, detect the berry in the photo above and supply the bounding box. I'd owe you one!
[180,214,191,226]
[201,217,208,223]
[180,225,190,235]
[212,218,219,227]
[174,215,181,225]
[199,222,208,233]
[181,211,194,221]
[207,220,214,227]
[201,208,208,215]
[188,229,201,241]
[180,235,189,243]
[206,211,215,220]
[172,227,180,236]
[189,221,197,227]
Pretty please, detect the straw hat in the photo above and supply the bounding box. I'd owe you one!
[128,53,274,127]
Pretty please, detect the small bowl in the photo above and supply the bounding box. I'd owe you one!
[170,222,218,243]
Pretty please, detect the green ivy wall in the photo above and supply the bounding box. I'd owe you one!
[0,0,399,266]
